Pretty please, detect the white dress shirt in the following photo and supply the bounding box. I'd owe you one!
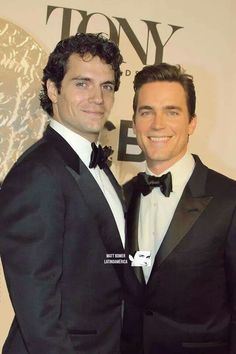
[138,152,195,282]
[50,119,125,247]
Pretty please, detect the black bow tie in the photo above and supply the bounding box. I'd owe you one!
[89,142,113,169]
[136,171,173,197]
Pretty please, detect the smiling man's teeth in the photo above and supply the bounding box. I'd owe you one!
[150,136,170,142]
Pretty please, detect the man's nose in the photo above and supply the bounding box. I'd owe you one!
[89,86,103,104]
[151,112,165,129]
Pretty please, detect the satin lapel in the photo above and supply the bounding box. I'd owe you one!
[44,126,81,174]
[103,164,126,213]
[153,155,213,269]
[44,127,125,282]
[127,187,145,285]
[67,162,124,252]
[155,186,212,267]
[66,163,125,284]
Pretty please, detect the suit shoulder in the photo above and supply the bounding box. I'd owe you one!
[193,155,236,197]
[16,136,56,165]
[2,137,61,186]
[207,167,236,196]
[207,167,236,186]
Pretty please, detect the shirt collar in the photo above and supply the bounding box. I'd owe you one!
[146,152,195,191]
[49,119,94,168]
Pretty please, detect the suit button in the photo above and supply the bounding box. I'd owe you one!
[145,309,153,316]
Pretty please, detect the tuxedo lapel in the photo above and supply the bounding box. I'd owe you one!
[103,165,126,213]
[66,162,125,284]
[154,186,212,268]
[127,185,145,284]
[44,126,125,282]
[66,162,124,254]
[44,126,81,174]
[153,155,213,269]
[45,126,126,212]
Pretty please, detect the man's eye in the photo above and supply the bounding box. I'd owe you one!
[140,110,152,116]
[103,84,115,91]
[76,81,87,87]
[167,110,178,116]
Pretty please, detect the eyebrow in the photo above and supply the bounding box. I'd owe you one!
[164,105,182,111]
[71,76,115,86]
[71,77,91,83]
[102,80,116,86]
[137,105,153,112]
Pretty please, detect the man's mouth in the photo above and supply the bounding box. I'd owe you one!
[83,110,104,117]
[149,136,171,142]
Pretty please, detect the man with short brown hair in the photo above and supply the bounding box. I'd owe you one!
[124,63,236,354]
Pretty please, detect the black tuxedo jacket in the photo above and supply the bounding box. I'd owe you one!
[0,127,140,354]
[123,155,236,354]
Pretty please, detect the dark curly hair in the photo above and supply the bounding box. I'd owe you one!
[133,63,196,122]
[40,33,123,117]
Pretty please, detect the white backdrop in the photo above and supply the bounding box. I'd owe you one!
[0,0,236,349]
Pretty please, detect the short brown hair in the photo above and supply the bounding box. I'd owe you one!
[133,63,196,121]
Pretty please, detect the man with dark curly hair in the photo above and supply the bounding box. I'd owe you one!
[0,32,140,354]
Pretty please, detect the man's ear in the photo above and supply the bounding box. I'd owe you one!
[132,120,137,135]
[46,79,58,103]
[188,115,197,136]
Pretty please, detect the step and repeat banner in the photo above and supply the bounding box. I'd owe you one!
[0,0,235,349]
